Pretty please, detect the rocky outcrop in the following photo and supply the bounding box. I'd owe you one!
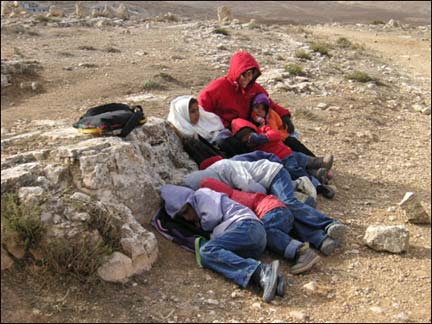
[1,117,197,281]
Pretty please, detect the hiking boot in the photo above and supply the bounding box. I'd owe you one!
[258,260,280,303]
[290,245,320,275]
[317,184,335,199]
[310,168,329,185]
[306,154,333,170]
[319,237,338,256]
[326,223,348,242]
[276,274,286,298]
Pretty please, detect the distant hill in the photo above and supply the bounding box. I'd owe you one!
[26,1,431,25]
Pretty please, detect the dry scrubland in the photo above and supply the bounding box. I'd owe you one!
[1,2,431,323]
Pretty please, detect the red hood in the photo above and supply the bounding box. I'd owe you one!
[231,118,258,136]
[227,51,261,84]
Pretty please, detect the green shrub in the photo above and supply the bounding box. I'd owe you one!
[1,193,46,251]
[142,80,165,90]
[42,236,112,281]
[336,37,352,48]
[78,45,97,51]
[285,63,305,76]
[35,15,50,23]
[248,22,259,29]
[295,49,312,60]
[346,71,375,83]
[213,28,230,36]
[310,42,331,56]
[371,20,385,25]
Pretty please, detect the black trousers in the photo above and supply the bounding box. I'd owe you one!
[284,136,316,157]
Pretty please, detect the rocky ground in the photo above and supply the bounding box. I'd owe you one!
[1,3,431,323]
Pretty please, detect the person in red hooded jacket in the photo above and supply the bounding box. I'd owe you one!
[198,51,295,134]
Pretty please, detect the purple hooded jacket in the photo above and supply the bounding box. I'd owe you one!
[160,184,260,239]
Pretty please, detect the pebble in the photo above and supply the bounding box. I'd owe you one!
[290,311,307,321]
[369,306,383,314]
[252,302,261,309]
[394,312,409,321]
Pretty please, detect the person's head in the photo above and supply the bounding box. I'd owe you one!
[227,51,261,88]
[176,203,200,227]
[251,93,270,118]
[188,98,200,125]
[234,127,255,145]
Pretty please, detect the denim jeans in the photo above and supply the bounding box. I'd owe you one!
[282,152,322,188]
[262,207,303,260]
[269,169,336,248]
[199,219,266,288]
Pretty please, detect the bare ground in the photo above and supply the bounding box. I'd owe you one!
[1,4,431,323]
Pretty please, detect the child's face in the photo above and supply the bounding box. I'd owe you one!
[189,102,200,125]
[180,204,200,227]
[252,104,266,118]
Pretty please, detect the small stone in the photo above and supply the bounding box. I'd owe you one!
[252,302,261,309]
[290,311,307,321]
[394,312,409,321]
[302,281,318,292]
[317,102,329,109]
[399,192,431,224]
[369,306,383,314]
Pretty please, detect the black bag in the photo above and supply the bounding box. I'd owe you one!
[73,103,146,137]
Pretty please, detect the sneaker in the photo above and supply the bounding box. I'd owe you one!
[296,176,317,200]
[258,260,280,303]
[317,184,335,199]
[310,168,329,185]
[326,223,347,242]
[319,237,338,256]
[290,246,320,275]
[276,274,286,298]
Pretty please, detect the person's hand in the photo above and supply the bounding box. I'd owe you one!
[281,115,295,134]
[248,133,268,146]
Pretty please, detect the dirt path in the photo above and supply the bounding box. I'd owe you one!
[310,25,431,82]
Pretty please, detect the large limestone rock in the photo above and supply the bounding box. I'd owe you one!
[398,192,431,224]
[363,225,409,253]
[1,117,196,282]
[217,6,233,24]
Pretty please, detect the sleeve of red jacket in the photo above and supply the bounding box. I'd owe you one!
[199,178,234,197]
[254,83,291,117]
[198,85,216,115]
[259,125,281,142]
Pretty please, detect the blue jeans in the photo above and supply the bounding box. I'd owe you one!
[269,169,335,248]
[200,220,266,288]
[282,152,321,188]
[262,207,303,260]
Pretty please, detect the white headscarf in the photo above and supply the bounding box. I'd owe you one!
[167,95,225,143]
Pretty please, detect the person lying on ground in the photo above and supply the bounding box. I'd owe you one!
[183,158,347,256]
[231,118,336,199]
[200,177,323,274]
[160,184,285,303]
[200,152,318,207]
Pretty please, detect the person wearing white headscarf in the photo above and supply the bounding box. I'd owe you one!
[168,95,231,144]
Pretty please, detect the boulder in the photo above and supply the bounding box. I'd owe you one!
[398,192,431,224]
[1,117,196,282]
[363,225,409,253]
